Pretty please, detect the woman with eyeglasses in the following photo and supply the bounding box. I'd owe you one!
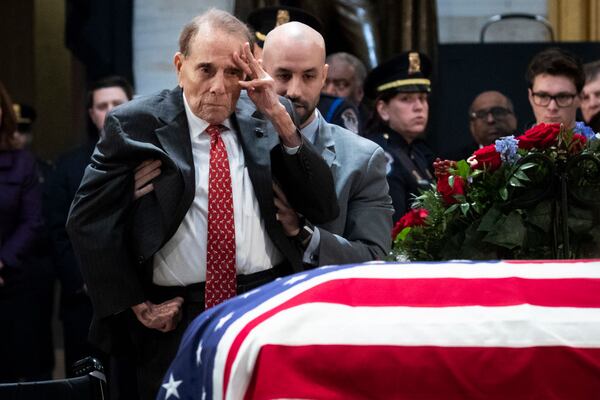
[364,52,436,222]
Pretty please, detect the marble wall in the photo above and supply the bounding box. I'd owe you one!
[133,0,234,95]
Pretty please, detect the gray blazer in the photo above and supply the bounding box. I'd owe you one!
[312,117,393,266]
[66,87,338,352]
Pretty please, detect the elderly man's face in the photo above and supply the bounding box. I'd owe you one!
[528,73,579,129]
[175,28,245,124]
[469,92,517,146]
[262,38,327,128]
[323,59,362,105]
[581,77,600,123]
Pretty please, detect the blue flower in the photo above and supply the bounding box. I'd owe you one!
[495,135,520,164]
[574,121,597,140]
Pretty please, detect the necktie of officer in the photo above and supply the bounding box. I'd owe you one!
[205,124,236,309]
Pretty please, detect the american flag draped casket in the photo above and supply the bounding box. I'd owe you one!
[158,260,600,400]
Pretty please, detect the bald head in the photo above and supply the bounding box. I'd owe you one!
[469,90,517,146]
[261,22,328,128]
[263,22,326,66]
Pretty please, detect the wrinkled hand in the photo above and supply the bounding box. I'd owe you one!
[134,159,161,200]
[273,182,300,236]
[131,297,184,332]
[234,42,283,118]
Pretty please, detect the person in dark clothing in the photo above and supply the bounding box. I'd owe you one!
[364,51,435,222]
[0,81,52,383]
[45,76,133,392]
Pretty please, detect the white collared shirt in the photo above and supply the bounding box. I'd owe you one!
[152,94,283,286]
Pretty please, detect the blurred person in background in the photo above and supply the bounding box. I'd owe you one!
[0,81,52,383]
[45,76,136,398]
[581,60,600,131]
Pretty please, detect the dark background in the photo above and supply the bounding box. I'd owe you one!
[429,42,600,160]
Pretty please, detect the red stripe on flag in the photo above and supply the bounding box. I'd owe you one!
[245,345,600,400]
[224,277,600,395]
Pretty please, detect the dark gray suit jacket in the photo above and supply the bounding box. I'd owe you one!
[312,117,393,265]
[66,87,338,352]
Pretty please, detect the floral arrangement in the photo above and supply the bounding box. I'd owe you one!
[392,122,600,261]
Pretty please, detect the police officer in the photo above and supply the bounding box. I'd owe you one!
[364,51,436,222]
[246,5,361,134]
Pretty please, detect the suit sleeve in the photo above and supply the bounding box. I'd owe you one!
[315,147,393,265]
[66,114,145,319]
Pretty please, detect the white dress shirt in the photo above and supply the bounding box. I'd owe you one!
[152,94,283,286]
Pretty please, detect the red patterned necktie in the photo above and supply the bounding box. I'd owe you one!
[205,124,236,308]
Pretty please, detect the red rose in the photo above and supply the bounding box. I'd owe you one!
[437,174,466,204]
[518,123,560,150]
[471,144,502,171]
[392,208,429,239]
[570,133,587,154]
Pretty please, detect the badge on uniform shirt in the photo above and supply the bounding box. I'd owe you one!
[341,108,359,134]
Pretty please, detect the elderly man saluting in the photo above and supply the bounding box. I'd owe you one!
[66,9,337,399]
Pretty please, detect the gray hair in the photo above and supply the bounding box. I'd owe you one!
[179,9,252,56]
[326,52,367,84]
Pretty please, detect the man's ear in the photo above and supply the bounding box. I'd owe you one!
[376,99,389,122]
[321,64,329,87]
[174,52,184,86]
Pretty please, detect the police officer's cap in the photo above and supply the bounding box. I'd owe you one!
[13,103,36,133]
[247,6,323,49]
[364,51,432,100]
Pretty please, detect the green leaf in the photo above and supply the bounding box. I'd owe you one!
[514,170,531,181]
[499,187,508,200]
[460,203,470,216]
[448,175,455,188]
[483,211,526,249]
[526,200,552,233]
[456,160,471,177]
[398,227,412,241]
[445,204,460,214]
[519,162,537,170]
[509,177,525,187]
[478,206,503,232]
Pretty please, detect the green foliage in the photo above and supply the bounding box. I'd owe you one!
[391,126,600,261]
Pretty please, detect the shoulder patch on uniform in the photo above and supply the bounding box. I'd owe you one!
[384,151,394,175]
[340,108,359,134]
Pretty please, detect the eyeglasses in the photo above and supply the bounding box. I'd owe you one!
[470,106,513,120]
[531,92,577,107]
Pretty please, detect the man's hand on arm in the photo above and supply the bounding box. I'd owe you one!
[131,296,184,332]
[234,42,301,148]
[273,183,301,236]
[133,159,161,200]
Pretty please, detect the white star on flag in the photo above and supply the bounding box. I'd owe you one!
[162,373,182,399]
[284,274,308,285]
[196,340,203,365]
[215,312,233,331]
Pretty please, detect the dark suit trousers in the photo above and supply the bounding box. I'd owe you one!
[128,267,287,400]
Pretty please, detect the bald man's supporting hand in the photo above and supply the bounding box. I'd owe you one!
[234,42,301,148]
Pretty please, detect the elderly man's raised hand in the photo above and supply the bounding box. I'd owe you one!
[234,42,301,147]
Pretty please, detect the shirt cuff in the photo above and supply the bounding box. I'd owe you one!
[282,144,300,155]
[302,227,320,265]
